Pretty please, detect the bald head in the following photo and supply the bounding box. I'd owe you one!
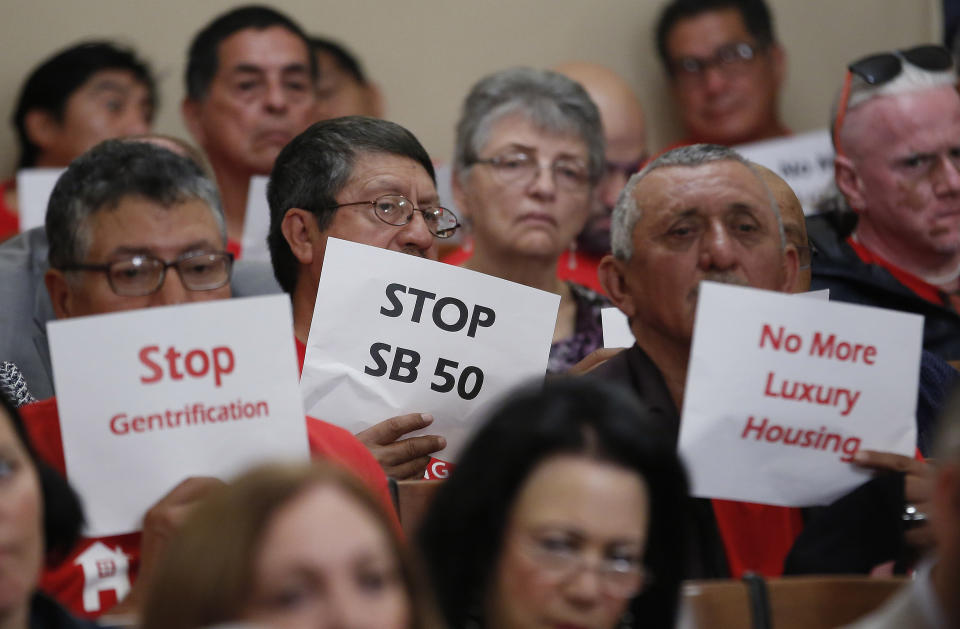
[555,62,648,255]
[753,164,808,292]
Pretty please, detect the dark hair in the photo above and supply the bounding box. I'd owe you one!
[185,5,316,101]
[655,0,776,75]
[310,36,370,85]
[46,139,224,270]
[12,41,156,168]
[416,377,689,629]
[0,393,85,565]
[266,116,435,293]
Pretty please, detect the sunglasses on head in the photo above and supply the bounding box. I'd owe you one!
[833,45,955,156]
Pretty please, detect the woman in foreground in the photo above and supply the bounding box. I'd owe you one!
[417,377,689,629]
[141,461,442,629]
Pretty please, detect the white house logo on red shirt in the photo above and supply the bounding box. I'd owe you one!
[74,542,131,612]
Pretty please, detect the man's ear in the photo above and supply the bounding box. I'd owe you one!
[598,254,637,318]
[781,245,800,294]
[366,82,385,119]
[834,155,866,213]
[451,170,472,223]
[180,99,206,146]
[769,43,787,87]
[44,269,75,319]
[24,109,59,154]
[281,208,323,266]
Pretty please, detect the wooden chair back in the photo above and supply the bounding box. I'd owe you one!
[679,575,906,629]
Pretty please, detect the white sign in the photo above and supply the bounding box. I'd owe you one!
[679,282,921,507]
[736,129,834,215]
[16,168,65,231]
[602,307,634,349]
[300,238,560,462]
[240,175,271,262]
[601,289,828,348]
[48,296,309,536]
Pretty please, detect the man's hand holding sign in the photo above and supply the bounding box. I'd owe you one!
[300,238,560,474]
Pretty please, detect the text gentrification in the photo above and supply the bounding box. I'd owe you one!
[49,295,309,536]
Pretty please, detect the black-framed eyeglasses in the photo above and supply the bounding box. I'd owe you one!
[471,151,591,192]
[671,41,765,82]
[59,251,234,297]
[329,194,461,238]
[833,45,954,156]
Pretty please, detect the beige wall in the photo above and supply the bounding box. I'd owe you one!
[0,0,940,176]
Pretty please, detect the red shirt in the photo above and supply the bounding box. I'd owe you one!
[0,178,19,243]
[20,395,394,618]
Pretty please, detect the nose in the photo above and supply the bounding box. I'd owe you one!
[561,562,604,608]
[264,79,290,114]
[933,153,960,196]
[701,64,729,95]
[318,585,370,629]
[526,161,558,199]
[396,210,437,257]
[150,267,191,307]
[698,222,738,271]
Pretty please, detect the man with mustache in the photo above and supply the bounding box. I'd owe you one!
[808,45,960,360]
[268,116,460,479]
[181,5,317,255]
[595,144,932,578]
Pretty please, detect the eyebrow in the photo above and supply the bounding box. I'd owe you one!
[87,79,133,96]
[108,241,221,259]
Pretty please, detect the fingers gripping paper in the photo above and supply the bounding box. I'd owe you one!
[678,282,921,507]
[300,239,560,462]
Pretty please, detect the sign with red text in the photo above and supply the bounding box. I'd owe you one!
[736,129,834,215]
[16,168,65,231]
[300,238,559,462]
[678,282,921,507]
[240,175,271,262]
[48,295,309,536]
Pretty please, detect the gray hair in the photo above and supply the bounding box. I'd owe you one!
[47,139,224,270]
[830,55,956,151]
[452,67,605,185]
[610,144,784,260]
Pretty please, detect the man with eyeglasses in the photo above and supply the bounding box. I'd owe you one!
[18,139,393,621]
[655,0,789,147]
[808,45,960,361]
[268,116,460,480]
[594,143,933,579]
[554,62,649,293]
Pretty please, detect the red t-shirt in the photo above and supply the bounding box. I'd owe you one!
[0,178,19,242]
[440,239,605,294]
[20,395,394,618]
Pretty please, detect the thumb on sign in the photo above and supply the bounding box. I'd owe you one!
[355,413,447,480]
